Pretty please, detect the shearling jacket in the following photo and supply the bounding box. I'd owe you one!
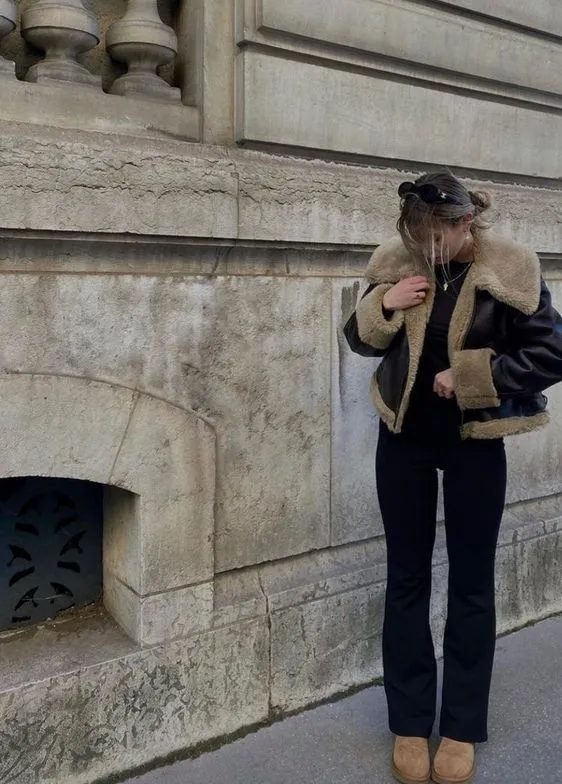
[344,230,562,439]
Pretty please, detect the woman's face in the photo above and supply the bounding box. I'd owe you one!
[418,216,472,265]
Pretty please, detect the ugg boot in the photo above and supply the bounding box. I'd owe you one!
[391,736,431,784]
[431,738,475,784]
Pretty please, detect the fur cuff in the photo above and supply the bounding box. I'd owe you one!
[461,412,549,440]
[452,348,500,410]
[356,284,404,351]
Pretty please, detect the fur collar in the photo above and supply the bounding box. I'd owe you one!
[365,230,541,315]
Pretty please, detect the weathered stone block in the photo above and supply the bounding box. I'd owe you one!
[495,524,562,633]
[104,574,214,646]
[213,570,268,628]
[505,384,562,505]
[0,618,269,784]
[181,277,332,570]
[270,583,385,712]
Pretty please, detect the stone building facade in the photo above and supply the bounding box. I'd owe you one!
[0,1,561,782]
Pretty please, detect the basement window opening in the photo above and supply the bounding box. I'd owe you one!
[0,477,103,632]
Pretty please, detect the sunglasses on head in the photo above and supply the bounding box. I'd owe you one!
[398,181,462,206]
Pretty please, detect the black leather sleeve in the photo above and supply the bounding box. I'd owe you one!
[343,284,387,357]
[492,280,562,395]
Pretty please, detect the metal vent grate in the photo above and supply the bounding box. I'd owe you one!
[0,477,103,632]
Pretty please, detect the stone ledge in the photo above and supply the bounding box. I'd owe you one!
[0,123,560,252]
[0,229,371,278]
[0,78,200,142]
[0,606,136,693]
[0,230,561,280]
[440,0,562,37]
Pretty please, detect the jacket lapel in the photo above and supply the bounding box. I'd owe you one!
[365,231,541,314]
[470,231,541,316]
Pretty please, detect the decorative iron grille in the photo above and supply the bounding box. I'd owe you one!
[0,477,103,632]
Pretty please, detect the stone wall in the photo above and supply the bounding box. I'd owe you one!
[235,0,562,175]
[0,1,561,782]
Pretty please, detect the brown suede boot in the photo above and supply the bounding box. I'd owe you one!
[391,736,431,784]
[431,738,475,784]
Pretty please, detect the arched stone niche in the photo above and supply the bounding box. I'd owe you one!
[0,373,216,645]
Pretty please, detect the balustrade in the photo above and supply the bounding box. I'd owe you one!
[3,0,183,102]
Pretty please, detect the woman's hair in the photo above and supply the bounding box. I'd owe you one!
[396,171,492,259]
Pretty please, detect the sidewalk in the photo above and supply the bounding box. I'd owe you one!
[126,615,562,784]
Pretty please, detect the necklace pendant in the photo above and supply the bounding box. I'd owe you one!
[444,281,449,291]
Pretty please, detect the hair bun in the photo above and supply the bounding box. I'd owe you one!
[469,190,492,212]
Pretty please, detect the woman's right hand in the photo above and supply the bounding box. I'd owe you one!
[382,276,430,311]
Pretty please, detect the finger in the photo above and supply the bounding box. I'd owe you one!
[405,278,430,290]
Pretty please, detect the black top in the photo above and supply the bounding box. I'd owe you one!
[402,261,471,439]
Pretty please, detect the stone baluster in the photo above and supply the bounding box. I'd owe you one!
[0,0,16,76]
[21,0,101,86]
[106,0,180,103]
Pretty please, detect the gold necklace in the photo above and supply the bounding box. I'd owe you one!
[439,263,471,292]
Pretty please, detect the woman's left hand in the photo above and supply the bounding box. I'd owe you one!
[434,369,455,399]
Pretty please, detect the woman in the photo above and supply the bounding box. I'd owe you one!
[344,171,562,784]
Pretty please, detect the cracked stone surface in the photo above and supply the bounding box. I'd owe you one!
[0,127,238,238]
[1,124,561,251]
